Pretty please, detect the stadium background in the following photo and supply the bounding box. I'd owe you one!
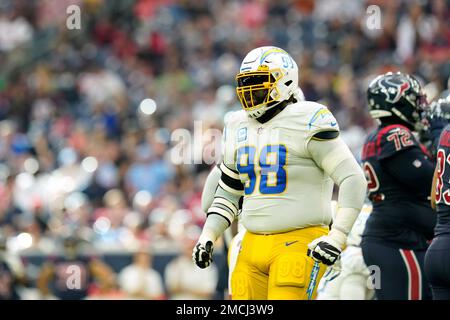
[0,0,449,299]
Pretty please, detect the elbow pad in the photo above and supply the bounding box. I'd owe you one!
[206,162,243,225]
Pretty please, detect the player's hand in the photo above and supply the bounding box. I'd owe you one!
[421,108,447,157]
[423,105,447,140]
[307,230,345,266]
[192,240,214,269]
[427,113,447,139]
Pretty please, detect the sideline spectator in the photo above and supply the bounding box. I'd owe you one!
[164,233,218,300]
[118,248,165,300]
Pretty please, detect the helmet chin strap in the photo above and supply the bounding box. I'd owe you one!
[247,105,267,119]
[251,98,294,124]
[247,98,285,119]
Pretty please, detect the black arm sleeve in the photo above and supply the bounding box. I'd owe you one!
[380,147,435,196]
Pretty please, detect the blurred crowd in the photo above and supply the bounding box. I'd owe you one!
[0,0,449,299]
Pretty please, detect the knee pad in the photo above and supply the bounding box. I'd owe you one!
[273,254,308,287]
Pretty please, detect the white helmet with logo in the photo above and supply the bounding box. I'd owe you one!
[236,46,299,119]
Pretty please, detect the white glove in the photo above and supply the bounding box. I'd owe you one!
[307,229,347,266]
[192,240,214,269]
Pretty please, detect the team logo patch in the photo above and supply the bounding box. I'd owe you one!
[379,77,410,103]
[308,108,334,130]
[238,127,247,142]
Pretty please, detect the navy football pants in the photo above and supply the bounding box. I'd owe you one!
[361,240,432,300]
[425,235,450,300]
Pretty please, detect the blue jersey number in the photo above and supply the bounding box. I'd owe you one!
[236,144,287,195]
[236,146,257,194]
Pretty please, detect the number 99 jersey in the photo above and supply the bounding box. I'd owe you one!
[221,101,339,234]
[434,124,450,236]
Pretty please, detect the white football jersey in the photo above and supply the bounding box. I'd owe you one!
[222,101,339,234]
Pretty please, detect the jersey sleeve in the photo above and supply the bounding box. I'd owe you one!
[376,124,421,160]
[306,105,340,141]
[219,114,244,197]
[222,113,238,170]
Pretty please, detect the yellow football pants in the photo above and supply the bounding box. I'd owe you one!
[230,226,328,300]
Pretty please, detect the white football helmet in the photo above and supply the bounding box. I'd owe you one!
[236,46,299,119]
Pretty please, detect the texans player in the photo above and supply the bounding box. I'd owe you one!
[426,92,450,300]
[361,72,440,300]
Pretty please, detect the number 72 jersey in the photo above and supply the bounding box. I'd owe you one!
[361,123,430,204]
[221,102,339,234]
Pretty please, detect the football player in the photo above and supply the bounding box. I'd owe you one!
[193,46,367,300]
[201,89,301,299]
[426,92,450,300]
[360,72,441,300]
